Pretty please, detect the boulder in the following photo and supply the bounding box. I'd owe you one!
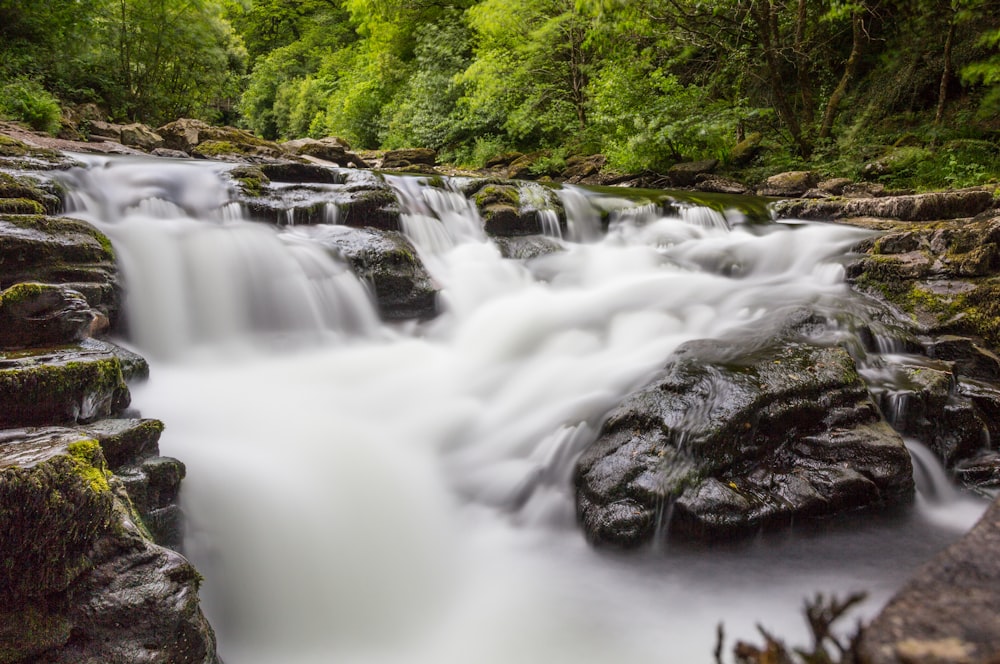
[0,214,120,327]
[158,118,283,161]
[281,137,368,168]
[562,154,606,181]
[731,132,763,165]
[86,121,122,143]
[258,161,343,185]
[0,172,61,214]
[119,123,163,151]
[0,339,131,428]
[467,181,565,237]
[381,148,437,170]
[757,170,818,197]
[0,282,95,349]
[668,159,718,187]
[694,174,751,195]
[859,497,1000,664]
[300,225,438,321]
[151,147,190,159]
[575,338,913,547]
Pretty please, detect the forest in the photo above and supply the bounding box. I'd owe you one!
[2,0,1000,188]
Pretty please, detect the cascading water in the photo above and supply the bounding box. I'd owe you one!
[58,156,986,664]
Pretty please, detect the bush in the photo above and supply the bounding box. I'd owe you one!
[0,79,62,135]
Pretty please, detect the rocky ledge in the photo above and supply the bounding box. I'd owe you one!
[0,136,217,663]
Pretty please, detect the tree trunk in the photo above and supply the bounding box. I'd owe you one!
[755,0,811,158]
[819,11,866,141]
[935,17,956,126]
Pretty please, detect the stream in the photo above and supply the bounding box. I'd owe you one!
[59,156,987,663]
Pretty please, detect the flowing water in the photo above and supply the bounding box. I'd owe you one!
[58,156,987,663]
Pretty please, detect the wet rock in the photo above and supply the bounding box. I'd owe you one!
[467,181,564,237]
[301,225,437,320]
[258,161,343,185]
[859,497,1000,664]
[493,235,565,260]
[668,159,718,187]
[925,335,1000,382]
[757,170,818,197]
[575,339,913,547]
[0,214,120,326]
[0,132,72,170]
[0,339,131,428]
[381,148,437,171]
[0,283,95,349]
[0,428,217,664]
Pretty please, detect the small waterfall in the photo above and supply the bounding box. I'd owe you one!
[537,209,562,239]
[324,202,340,224]
[679,204,731,231]
[58,156,380,358]
[385,174,486,255]
[557,186,604,242]
[906,439,985,531]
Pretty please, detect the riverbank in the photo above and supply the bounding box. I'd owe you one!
[2,120,1000,663]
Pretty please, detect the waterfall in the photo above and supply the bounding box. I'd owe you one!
[57,156,987,664]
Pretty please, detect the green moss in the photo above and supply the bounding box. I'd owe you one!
[0,281,45,306]
[0,604,72,662]
[473,184,521,208]
[0,134,29,157]
[0,198,45,215]
[67,439,112,494]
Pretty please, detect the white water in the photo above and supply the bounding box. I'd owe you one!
[59,156,987,663]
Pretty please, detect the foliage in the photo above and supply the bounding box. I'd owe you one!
[0,79,62,134]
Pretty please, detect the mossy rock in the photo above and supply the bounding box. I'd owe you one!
[0,431,115,601]
[227,165,269,197]
[576,335,912,547]
[0,339,130,427]
[0,282,95,350]
[77,418,164,469]
[0,172,62,213]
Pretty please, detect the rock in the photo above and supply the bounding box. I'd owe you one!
[817,178,853,196]
[151,147,190,159]
[258,161,343,185]
[859,497,1000,664]
[925,335,1000,382]
[0,428,217,663]
[86,121,122,143]
[773,189,996,222]
[467,181,565,237]
[757,170,818,197]
[668,159,718,187]
[119,123,163,151]
[562,154,606,180]
[381,148,437,170]
[282,137,368,168]
[158,118,283,160]
[300,225,438,321]
[0,172,62,214]
[694,174,751,195]
[0,339,131,428]
[507,152,547,180]
[0,214,120,327]
[575,338,913,547]
[0,282,95,349]
[0,431,115,600]
[0,132,70,170]
[493,235,565,260]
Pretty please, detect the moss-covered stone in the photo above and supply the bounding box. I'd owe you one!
[0,282,95,349]
[0,430,115,601]
[0,340,130,427]
[0,197,45,215]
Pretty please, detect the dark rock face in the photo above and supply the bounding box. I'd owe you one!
[859,498,1000,664]
[667,159,718,187]
[575,339,913,547]
[302,225,438,321]
[0,283,95,348]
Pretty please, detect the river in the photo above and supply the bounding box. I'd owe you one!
[58,156,987,663]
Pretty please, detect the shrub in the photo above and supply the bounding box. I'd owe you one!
[0,79,62,135]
